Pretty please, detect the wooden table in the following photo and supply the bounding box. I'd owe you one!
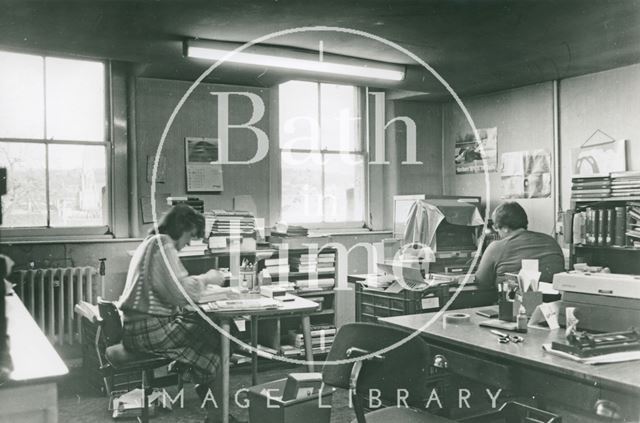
[0,295,68,422]
[206,295,320,423]
[380,307,640,422]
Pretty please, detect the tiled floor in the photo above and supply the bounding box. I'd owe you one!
[58,364,352,423]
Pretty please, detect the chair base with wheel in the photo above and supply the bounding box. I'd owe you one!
[96,300,182,423]
[322,322,456,423]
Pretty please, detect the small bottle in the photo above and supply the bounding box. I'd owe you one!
[516,305,528,333]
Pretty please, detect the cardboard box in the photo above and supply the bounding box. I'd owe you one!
[248,378,333,423]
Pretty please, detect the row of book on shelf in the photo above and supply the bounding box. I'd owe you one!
[262,252,336,275]
[571,171,640,200]
[572,203,640,247]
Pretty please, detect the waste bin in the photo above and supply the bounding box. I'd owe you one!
[247,378,333,423]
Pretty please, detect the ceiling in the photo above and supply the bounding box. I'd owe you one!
[0,0,639,100]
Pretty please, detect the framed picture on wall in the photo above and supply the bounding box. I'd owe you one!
[571,139,627,177]
[185,137,223,192]
[454,127,498,174]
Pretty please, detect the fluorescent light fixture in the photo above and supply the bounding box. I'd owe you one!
[185,39,405,81]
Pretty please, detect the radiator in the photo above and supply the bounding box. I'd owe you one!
[12,266,98,346]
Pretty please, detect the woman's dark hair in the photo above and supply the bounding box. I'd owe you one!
[492,201,528,230]
[150,204,205,240]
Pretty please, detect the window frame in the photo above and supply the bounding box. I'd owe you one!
[277,81,369,229]
[0,52,112,240]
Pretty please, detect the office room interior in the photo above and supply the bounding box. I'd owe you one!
[0,1,640,423]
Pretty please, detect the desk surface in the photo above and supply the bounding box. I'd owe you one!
[380,307,640,395]
[205,295,320,318]
[4,295,68,385]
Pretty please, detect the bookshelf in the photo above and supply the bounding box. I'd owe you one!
[569,196,640,273]
[254,246,338,358]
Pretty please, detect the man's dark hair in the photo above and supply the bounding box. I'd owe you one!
[150,204,205,240]
[492,202,528,230]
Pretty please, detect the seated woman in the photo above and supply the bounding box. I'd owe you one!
[118,204,226,420]
[475,201,565,290]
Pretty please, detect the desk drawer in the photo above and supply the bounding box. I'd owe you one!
[518,368,640,422]
[430,346,514,390]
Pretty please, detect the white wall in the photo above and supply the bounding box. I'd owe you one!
[442,83,556,234]
[559,63,640,210]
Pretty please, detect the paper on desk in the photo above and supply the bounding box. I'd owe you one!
[522,259,539,273]
[538,282,559,295]
[528,301,560,330]
[518,259,541,292]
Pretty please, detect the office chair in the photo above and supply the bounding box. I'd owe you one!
[96,300,182,423]
[322,322,455,423]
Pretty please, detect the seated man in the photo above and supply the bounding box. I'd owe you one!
[475,201,565,290]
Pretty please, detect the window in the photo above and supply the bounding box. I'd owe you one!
[0,51,108,231]
[279,81,365,225]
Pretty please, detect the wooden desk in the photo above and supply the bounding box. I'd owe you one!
[206,295,319,423]
[380,308,640,422]
[0,295,68,422]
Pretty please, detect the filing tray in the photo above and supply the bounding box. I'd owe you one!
[355,282,451,322]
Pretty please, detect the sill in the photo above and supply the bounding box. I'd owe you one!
[0,235,144,245]
[309,229,392,237]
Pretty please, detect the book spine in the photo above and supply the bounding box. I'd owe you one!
[585,208,593,245]
[614,206,626,246]
[594,209,601,246]
[600,208,609,246]
[607,209,616,245]
[628,206,633,247]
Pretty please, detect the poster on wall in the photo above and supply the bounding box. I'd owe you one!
[571,139,627,177]
[185,137,223,192]
[501,150,551,199]
[454,127,498,174]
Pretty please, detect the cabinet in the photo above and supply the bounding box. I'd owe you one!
[569,197,640,274]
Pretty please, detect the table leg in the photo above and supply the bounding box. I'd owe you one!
[251,317,258,385]
[220,320,231,423]
[301,315,314,372]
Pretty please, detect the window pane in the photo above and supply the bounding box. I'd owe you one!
[0,51,45,139]
[48,144,106,227]
[0,142,47,227]
[45,57,105,141]
[281,152,323,223]
[320,84,359,151]
[279,81,319,150]
[323,154,365,222]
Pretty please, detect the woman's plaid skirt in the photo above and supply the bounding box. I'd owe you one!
[122,313,221,385]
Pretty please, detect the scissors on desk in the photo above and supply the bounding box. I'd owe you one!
[490,330,524,344]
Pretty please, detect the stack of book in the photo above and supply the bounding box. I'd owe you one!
[270,225,311,248]
[316,252,335,274]
[295,278,335,291]
[167,196,205,213]
[208,210,256,250]
[263,257,290,277]
[583,206,627,247]
[627,203,640,247]
[288,325,336,355]
[290,253,318,272]
[610,171,640,197]
[571,176,611,200]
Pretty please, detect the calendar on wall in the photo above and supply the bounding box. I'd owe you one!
[185,137,223,192]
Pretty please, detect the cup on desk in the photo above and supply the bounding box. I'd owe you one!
[238,270,256,292]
